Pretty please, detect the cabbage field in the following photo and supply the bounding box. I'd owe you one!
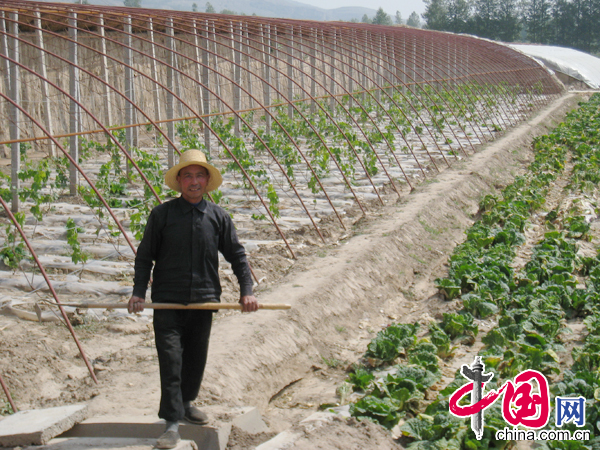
[344,93,600,450]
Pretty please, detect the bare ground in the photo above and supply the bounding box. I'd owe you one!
[0,92,592,449]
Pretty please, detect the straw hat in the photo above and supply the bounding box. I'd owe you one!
[164,149,223,192]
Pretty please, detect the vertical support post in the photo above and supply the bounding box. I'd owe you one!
[298,31,305,94]
[34,10,56,157]
[99,14,112,127]
[202,20,211,154]
[287,27,294,120]
[310,28,316,114]
[8,12,20,212]
[166,17,175,167]
[375,34,381,103]
[124,15,134,176]
[348,33,354,109]
[244,23,253,109]
[261,24,271,134]
[232,21,241,137]
[329,29,336,115]
[273,25,280,99]
[211,22,222,113]
[1,12,11,98]
[68,11,80,196]
[402,36,407,93]
[172,31,184,118]
[362,31,367,103]
[193,19,204,118]
[149,17,162,123]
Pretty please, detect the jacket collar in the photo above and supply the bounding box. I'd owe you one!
[176,196,208,214]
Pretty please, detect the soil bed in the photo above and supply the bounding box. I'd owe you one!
[0,92,591,448]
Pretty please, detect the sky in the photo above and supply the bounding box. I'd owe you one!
[296,0,426,18]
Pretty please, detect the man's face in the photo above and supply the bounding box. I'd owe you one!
[177,164,210,203]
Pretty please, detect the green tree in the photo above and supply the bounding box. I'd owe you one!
[569,0,600,52]
[552,0,577,47]
[372,7,393,25]
[220,8,236,14]
[525,0,553,43]
[423,0,449,30]
[496,0,521,41]
[447,0,471,33]
[192,2,198,12]
[472,0,501,39]
[407,11,421,27]
[123,0,141,6]
[395,10,403,24]
[361,14,372,23]
[205,2,216,13]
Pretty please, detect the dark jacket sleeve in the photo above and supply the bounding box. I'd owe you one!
[218,211,254,297]
[132,208,161,299]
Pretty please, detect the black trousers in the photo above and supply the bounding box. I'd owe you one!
[153,309,213,422]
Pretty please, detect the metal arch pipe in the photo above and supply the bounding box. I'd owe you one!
[67,9,343,243]
[4,10,296,258]
[192,19,387,208]
[445,35,536,129]
[74,10,334,241]
[297,24,449,171]
[281,24,429,182]
[265,22,436,183]
[240,23,404,197]
[0,179,98,384]
[22,3,371,222]
[421,36,515,139]
[0,88,138,256]
[123,13,338,238]
[341,26,471,161]
[313,25,469,163]
[356,26,520,159]
[0,20,164,207]
[1,3,564,202]
[407,29,523,127]
[273,21,446,173]
[398,31,512,144]
[0,372,17,412]
[177,18,379,211]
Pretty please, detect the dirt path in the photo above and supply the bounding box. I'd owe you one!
[0,92,590,448]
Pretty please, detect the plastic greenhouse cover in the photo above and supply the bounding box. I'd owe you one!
[509,44,600,89]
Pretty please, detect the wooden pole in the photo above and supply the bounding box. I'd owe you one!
[34,10,56,157]
[52,302,291,310]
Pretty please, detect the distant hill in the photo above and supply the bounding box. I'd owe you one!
[47,0,377,21]
[144,0,377,21]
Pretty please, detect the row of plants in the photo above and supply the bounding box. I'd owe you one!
[342,93,600,449]
[0,79,546,273]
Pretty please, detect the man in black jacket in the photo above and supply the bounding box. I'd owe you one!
[128,149,258,449]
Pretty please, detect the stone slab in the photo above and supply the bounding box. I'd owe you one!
[8,437,197,449]
[254,431,301,450]
[0,404,89,447]
[59,407,266,450]
[60,417,219,450]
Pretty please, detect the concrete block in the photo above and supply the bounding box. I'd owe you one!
[231,407,269,434]
[254,431,301,450]
[59,407,266,450]
[0,404,88,447]
[60,416,220,450]
[27,437,197,449]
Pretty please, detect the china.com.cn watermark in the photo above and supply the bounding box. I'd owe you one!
[449,356,589,442]
[495,428,591,441]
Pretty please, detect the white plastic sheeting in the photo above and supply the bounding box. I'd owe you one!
[509,44,600,89]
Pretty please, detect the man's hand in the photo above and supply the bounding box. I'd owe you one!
[239,295,259,313]
[128,295,146,313]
